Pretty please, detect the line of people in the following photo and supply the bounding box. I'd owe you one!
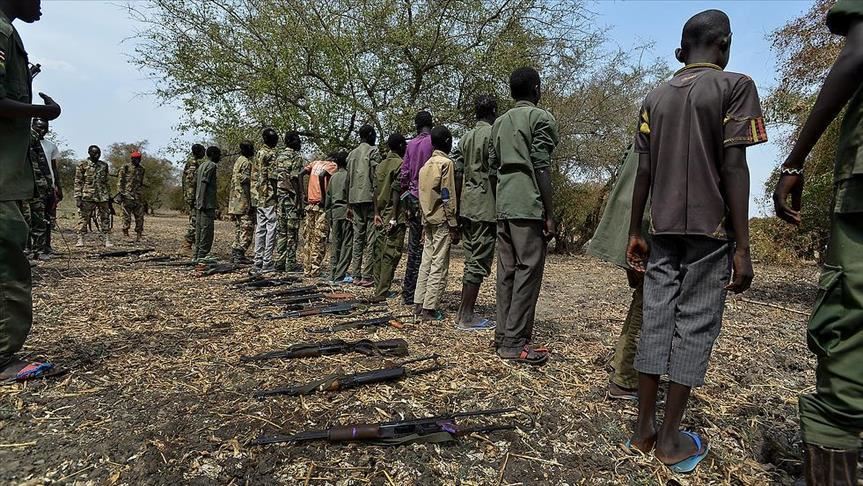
[182,66,559,363]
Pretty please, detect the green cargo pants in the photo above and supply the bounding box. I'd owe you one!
[0,201,32,367]
[374,223,406,297]
[194,208,215,261]
[349,203,376,280]
[329,218,353,281]
[611,281,643,390]
[461,219,496,285]
[799,211,863,450]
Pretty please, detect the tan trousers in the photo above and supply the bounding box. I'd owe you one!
[413,223,451,311]
[300,205,329,277]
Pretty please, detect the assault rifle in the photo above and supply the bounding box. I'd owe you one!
[267,300,383,320]
[198,263,244,277]
[270,292,355,307]
[239,338,408,362]
[253,355,443,399]
[233,276,302,289]
[250,407,532,446]
[305,314,409,334]
[256,285,320,298]
[94,248,155,258]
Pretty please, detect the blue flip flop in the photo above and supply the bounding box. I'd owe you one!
[668,431,710,474]
[456,318,495,331]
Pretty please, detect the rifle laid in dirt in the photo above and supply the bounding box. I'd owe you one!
[150,259,200,267]
[253,355,443,399]
[94,248,155,258]
[270,292,356,307]
[305,314,409,334]
[250,407,532,446]
[267,300,383,320]
[198,263,245,277]
[240,338,409,362]
[256,285,320,298]
[233,276,302,288]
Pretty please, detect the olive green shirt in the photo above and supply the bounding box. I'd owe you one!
[118,163,145,201]
[228,155,252,215]
[0,12,34,201]
[375,154,405,225]
[453,120,495,223]
[346,142,381,204]
[195,159,218,210]
[325,168,349,221]
[489,100,559,220]
[252,145,278,208]
[74,159,111,203]
[828,0,863,213]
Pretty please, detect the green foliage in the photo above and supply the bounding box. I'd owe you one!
[760,0,842,260]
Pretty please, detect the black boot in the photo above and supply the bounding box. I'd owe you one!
[802,443,858,486]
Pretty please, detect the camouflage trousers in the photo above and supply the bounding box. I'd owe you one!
[231,212,255,254]
[185,205,196,245]
[300,205,329,277]
[77,201,111,235]
[274,195,300,272]
[22,195,48,254]
[122,199,145,235]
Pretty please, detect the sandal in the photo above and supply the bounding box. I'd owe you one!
[456,318,495,331]
[498,345,549,365]
[2,361,67,384]
[667,431,710,473]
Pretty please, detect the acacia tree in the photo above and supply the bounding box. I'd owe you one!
[762,0,842,259]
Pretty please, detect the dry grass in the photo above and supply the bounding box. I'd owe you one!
[0,209,819,485]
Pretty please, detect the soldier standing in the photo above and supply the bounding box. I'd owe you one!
[251,129,279,274]
[117,150,146,242]
[228,140,255,264]
[372,134,407,298]
[299,153,337,278]
[74,145,113,248]
[346,124,381,287]
[32,118,61,254]
[0,0,64,382]
[273,131,304,274]
[194,146,220,262]
[23,126,51,260]
[182,144,205,249]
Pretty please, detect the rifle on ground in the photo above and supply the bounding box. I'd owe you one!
[240,338,408,363]
[250,407,532,446]
[94,248,155,258]
[150,259,200,267]
[234,276,302,289]
[305,314,410,334]
[269,292,355,307]
[253,355,443,399]
[255,285,320,298]
[134,255,172,264]
[267,300,383,320]
[198,263,244,277]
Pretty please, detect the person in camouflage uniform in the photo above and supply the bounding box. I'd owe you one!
[299,154,338,278]
[251,129,279,274]
[22,128,51,260]
[182,144,206,249]
[228,140,255,263]
[117,150,146,241]
[273,131,304,273]
[74,145,113,248]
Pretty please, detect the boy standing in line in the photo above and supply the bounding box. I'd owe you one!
[194,146,221,262]
[773,1,863,482]
[346,125,381,287]
[228,140,255,264]
[251,129,279,274]
[373,133,408,299]
[399,112,434,304]
[414,126,459,321]
[627,10,767,473]
[273,131,304,274]
[453,95,497,330]
[326,151,352,283]
[182,144,206,250]
[299,154,337,278]
[489,67,559,365]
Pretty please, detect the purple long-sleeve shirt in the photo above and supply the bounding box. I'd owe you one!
[399,132,433,198]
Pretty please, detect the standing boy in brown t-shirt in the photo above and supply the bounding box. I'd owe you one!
[626,10,767,473]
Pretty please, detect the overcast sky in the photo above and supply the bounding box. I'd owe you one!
[18,0,813,215]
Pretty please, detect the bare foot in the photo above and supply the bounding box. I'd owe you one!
[628,432,657,454]
[655,431,705,465]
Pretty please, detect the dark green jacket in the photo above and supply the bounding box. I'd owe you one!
[196,159,218,210]
[0,11,34,201]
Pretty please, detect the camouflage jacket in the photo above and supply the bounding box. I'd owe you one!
[28,129,51,198]
[75,158,111,202]
[228,155,252,215]
[252,145,278,207]
[118,163,145,201]
[182,156,202,208]
[273,147,304,198]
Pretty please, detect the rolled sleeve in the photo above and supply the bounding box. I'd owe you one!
[723,77,768,148]
[529,114,558,170]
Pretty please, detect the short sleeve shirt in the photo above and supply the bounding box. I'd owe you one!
[0,12,34,201]
[489,101,559,220]
[304,160,338,204]
[827,0,863,213]
[635,64,768,239]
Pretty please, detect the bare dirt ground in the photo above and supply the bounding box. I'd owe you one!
[1,210,822,485]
